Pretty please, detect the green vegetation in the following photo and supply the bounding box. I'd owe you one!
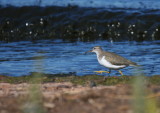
[0,73,160,86]
[133,74,158,113]
[22,57,46,113]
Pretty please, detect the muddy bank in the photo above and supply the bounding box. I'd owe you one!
[0,82,160,113]
[0,74,160,113]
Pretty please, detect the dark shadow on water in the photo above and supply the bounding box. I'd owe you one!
[0,6,160,42]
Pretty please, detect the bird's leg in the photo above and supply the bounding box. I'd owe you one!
[108,69,111,76]
[118,70,124,76]
[94,70,110,74]
[103,69,111,80]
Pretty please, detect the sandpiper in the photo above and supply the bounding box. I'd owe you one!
[86,46,138,76]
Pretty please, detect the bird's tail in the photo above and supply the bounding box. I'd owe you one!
[130,62,141,67]
[130,63,141,67]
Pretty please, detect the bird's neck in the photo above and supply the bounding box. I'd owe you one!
[95,51,103,58]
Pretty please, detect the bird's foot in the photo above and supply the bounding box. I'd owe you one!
[118,70,124,76]
[94,71,110,74]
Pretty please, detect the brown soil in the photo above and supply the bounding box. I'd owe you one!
[0,82,160,113]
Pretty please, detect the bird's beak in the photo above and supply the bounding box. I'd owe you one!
[85,50,93,54]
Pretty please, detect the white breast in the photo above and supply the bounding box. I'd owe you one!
[97,56,126,69]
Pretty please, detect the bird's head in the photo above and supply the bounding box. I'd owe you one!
[85,46,103,54]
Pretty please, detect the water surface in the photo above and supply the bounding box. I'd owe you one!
[0,0,159,76]
[0,40,159,76]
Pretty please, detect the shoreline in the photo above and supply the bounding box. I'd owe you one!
[0,73,160,85]
[0,73,160,113]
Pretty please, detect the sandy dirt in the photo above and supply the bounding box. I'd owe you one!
[0,82,160,113]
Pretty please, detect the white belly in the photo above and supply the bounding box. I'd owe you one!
[97,56,126,69]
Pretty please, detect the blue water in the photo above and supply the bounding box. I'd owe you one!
[0,0,160,76]
[0,40,159,76]
[1,0,160,10]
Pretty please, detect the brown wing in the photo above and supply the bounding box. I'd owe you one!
[104,52,137,66]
